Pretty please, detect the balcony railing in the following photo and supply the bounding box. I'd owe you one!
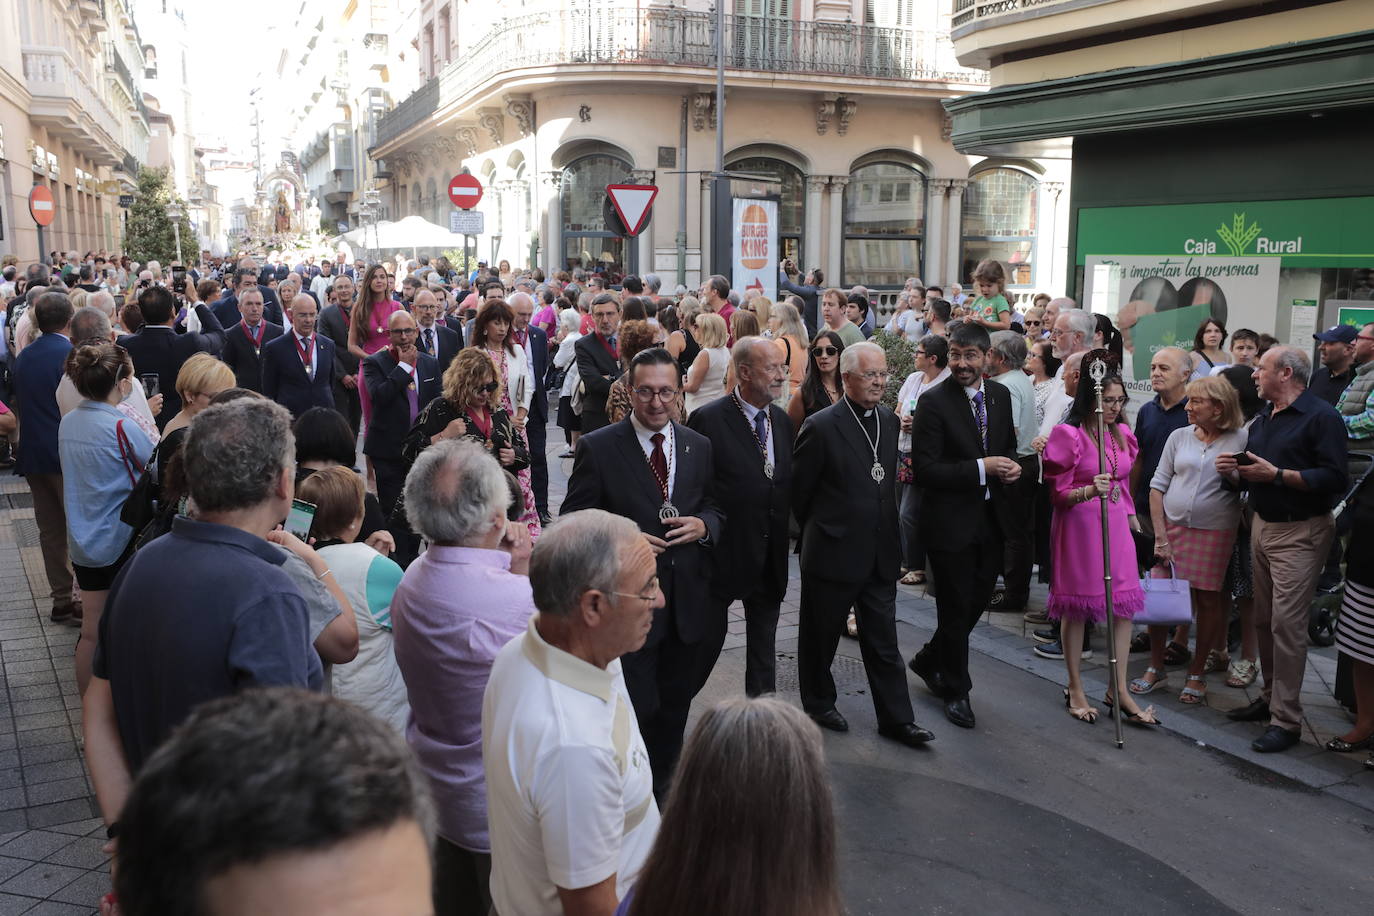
[952,0,1084,29]
[376,7,984,147]
[22,46,122,163]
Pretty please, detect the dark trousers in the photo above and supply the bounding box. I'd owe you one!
[798,572,915,728]
[710,590,782,697]
[1000,455,1040,602]
[371,455,408,521]
[621,604,726,798]
[526,411,548,516]
[1033,481,1053,584]
[915,503,1003,699]
[898,481,925,571]
[433,836,491,916]
[580,408,610,434]
[335,382,361,437]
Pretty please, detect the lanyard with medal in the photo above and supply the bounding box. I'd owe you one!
[647,430,678,523]
[844,397,885,483]
[731,391,773,480]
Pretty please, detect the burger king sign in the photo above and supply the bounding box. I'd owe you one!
[731,198,778,302]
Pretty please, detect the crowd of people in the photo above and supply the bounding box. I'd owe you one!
[0,244,1372,914]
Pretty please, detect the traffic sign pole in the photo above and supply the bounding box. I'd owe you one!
[29,185,56,266]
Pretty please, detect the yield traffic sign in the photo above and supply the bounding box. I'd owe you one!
[29,186,55,227]
[448,174,483,210]
[606,184,657,237]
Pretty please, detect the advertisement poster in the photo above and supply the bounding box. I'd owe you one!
[731,198,778,302]
[1084,255,1281,388]
[1336,306,1374,329]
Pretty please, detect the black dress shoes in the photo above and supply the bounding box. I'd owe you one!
[907,655,950,699]
[879,722,936,747]
[944,698,976,729]
[1252,725,1301,753]
[1227,697,1271,722]
[809,708,849,732]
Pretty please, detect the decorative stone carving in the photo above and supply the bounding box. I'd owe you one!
[828,176,851,191]
[836,97,857,136]
[1042,181,1065,199]
[578,104,592,123]
[930,178,954,193]
[505,95,534,136]
[392,155,410,178]
[940,112,954,142]
[456,126,480,159]
[806,176,830,193]
[477,108,505,146]
[630,169,655,185]
[437,136,460,161]
[542,170,563,192]
[691,92,716,131]
[814,98,835,135]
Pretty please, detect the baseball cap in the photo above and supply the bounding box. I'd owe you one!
[1313,325,1358,344]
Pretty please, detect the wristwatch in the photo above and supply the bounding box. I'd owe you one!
[1274,468,1283,485]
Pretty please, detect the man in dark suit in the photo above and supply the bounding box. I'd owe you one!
[118,285,225,429]
[218,286,283,393]
[261,295,337,418]
[572,294,621,433]
[793,340,934,748]
[510,292,551,523]
[12,292,79,625]
[212,268,284,328]
[362,310,440,517]
[562,348,724,798]
[411,289,461,374]
[317,275,361,436]
[687,337,793,696]
[908,321,1021,729]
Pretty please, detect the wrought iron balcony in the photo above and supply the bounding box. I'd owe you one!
[375,7,983,148]
[953,0,1082,29]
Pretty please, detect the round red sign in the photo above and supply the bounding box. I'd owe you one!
[29,185,55,227]
[448,174,483,210]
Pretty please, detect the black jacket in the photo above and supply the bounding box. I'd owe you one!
[415,322,462,377]
[573,333,621,418]
[219,320,284,392]
[362,350,441,461]
[261,331,337,417]
[117,304,226,428]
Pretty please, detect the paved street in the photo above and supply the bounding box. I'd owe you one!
[0,426,1370,913]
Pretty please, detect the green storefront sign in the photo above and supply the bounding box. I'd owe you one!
[1077,197,1374,267]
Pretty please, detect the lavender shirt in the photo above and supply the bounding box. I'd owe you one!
[391,546,534,852]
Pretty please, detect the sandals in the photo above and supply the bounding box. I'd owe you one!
[900,570,925,586]
[1324,733,1374,753]
[845,611,858,639]
[1162,640,1192,667]
[1102,692,1163,727]
[1064,689,1097,724]
[1179,675,1207,706]
[1128,666,1167,695]
[1226,658,1258,687]
[1203,649,1231,674]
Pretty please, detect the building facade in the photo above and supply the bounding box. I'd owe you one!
[368,0,1071,299]
[1,0,150,262]
[948,0,1374,372]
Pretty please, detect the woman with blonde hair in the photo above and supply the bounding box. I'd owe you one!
[666,296,702,378]
[161,353,237,440]
[767,301,808,403]
[746,296,773,333]
[683,312,729,416]
[621,697,841,916]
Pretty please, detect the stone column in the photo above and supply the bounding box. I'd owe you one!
[1038,181,1065,294]
[925,179,950,287]
[542,170,563,276]
[945,179,968,289]
[699,175,714,280]
[804,176,827,274]
[630,169,656,277]
[508,179,530,267]
[826,176,850,285]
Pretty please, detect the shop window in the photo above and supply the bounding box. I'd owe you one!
[561,153,633,277]
[961,167,1038,287]
[843,161,924,288]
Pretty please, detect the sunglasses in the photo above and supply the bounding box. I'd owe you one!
[480,381,499,393]
[1026,320,1042,327]
[812,346,839,357]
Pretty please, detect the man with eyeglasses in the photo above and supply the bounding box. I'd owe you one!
[687,337,794,697]
[363,309,441,517]
[793,341,936,747]
[573,293,623,433]
[562,348,724,799]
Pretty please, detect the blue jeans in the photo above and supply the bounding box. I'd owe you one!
[899,472,924,572]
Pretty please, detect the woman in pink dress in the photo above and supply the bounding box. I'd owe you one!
[349,264,404,427]
[469,301,541,541]
[1043,361,1157,727]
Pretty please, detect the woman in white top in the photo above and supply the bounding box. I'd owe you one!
[1132,375,1247,704]
[895,335,951,586]
[552,308,583,456]
[683,312,729,417]
[298,467,410,732]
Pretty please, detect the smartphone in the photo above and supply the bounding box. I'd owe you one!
[285,498,316,541]
[1233,451,1254,466]
[140,373,160,398]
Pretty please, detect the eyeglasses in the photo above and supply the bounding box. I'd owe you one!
[811,346,839,357]
[851,370,890,381]
[1359,334,1374,342]
[479,381,499,393]
[389,327,416,335]
[1026,320,1042,327]
[611,578,661,604]
[633,386,679,402]
[1101,397,1129,406]
[914,350,927,357]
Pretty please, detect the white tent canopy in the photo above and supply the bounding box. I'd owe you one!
[340,215,469,257]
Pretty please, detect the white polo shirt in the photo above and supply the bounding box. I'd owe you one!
[482,617,659,916]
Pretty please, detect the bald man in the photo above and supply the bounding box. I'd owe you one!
[411,288,462,375]
[363,309,441,517]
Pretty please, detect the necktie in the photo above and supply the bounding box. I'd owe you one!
[513,328,527,346]
[753,408,768,454]
[406,377,419,423]
[423,327,435,355]
[973,390,987,452]
[297,335,314,378]
[650,432,668,498]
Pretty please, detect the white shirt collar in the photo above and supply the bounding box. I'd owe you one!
[294,330,313,344]
[733,388,764,420]
[629,412,673,449]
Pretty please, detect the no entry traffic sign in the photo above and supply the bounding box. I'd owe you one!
[29,186,55,227]
[606,184,657,237]
[448,174,483,210]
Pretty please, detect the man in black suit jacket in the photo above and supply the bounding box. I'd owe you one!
[908,322,1021,730]
[118,286,225,429]
[411,289,461,374]
[212,268,284,328]
[687,337,793,696]
[261,295,337,418]
[572,294,621,433]
[793,341,934,748]
[317,276,361,436]
[561,348,724,798]
[218,287,283,393]
[363,310,441,517]
[510,292,551,522]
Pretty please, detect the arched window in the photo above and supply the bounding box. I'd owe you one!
[842,161,925,288]
[961,167,1038,288]
[725,155,804,264]
[561,153,633,278]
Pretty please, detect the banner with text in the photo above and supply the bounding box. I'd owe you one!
[731,198,778,303]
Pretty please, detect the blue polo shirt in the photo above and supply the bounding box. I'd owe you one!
[1245,389,1347,523]
[92,516,323,772]
[1133,394,1190,509]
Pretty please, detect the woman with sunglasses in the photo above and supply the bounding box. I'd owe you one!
[403,349,529,484]
[785,330,845,433]
[1023,306,1046,343]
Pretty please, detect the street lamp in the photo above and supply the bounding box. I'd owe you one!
[165,201,185,263]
